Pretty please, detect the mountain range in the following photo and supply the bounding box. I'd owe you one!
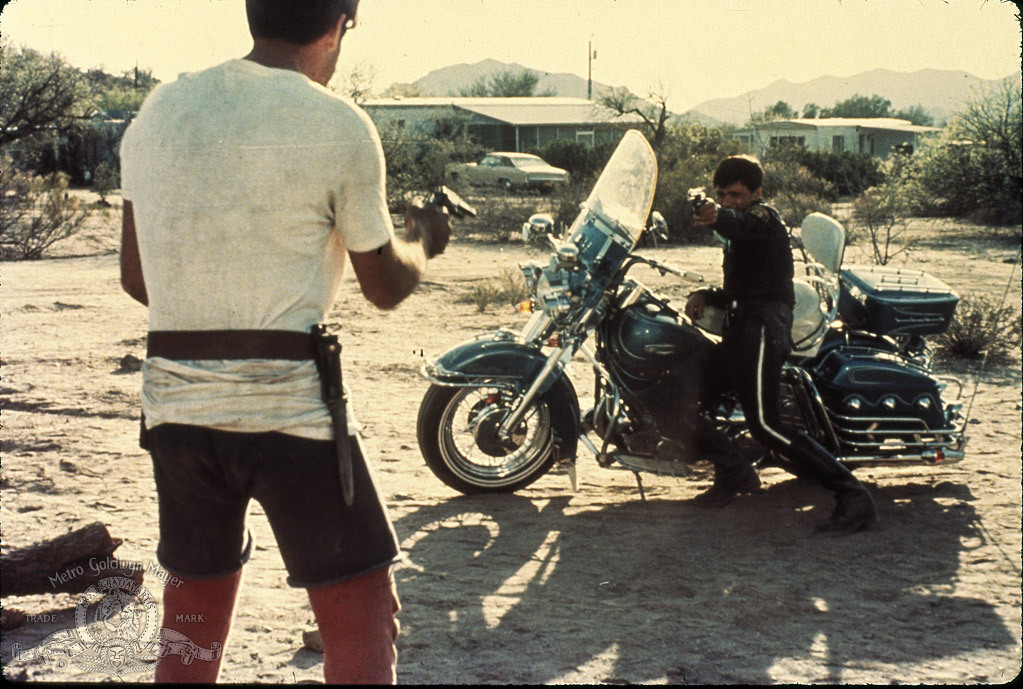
[388,60,1021,126]
[388,58,615,100]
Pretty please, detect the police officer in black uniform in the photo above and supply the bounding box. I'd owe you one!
[685,155,878,534]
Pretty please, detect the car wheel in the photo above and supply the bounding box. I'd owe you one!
[499,178,513,192]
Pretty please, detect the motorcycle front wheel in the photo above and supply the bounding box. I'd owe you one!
[417,384,557,494]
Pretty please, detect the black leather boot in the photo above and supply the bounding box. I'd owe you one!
[788,434,879,534]
[691,450,761,508]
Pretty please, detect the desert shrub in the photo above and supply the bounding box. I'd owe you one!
[496,266,530,304]
[761,160,835,228]
[767,145,883,196]
[851,180,912,265]
[465,279,504,312]
[0,160,91,260]
[935,295,1021,363]
[537,181,588,231]
[466,198,531,242]
[530,139,615,181]
[653,121,743,242]
[462,267,531,312]
[92,161,118,204]
[378,121,485,212]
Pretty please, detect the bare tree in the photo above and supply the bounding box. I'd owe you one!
[329,60,376,104]
[598,84,672,151]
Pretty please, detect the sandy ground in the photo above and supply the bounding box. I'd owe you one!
[1,198,1020,684]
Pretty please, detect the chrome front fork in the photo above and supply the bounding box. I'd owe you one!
[496,343,574,440]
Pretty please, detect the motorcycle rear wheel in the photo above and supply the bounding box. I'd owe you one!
[417,384,556,494]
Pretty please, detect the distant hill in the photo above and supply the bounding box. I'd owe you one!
[685,69,1022,126]
[384,62,1021,127]
[393,58,616,99]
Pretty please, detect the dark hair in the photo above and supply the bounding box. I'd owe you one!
[246,0,359,45]
[712,154,764,192]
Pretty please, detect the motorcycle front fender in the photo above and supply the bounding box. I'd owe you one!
[421,331,580,461]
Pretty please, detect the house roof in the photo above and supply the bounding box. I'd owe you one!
[749,117,939,133]
[362,96,644,126]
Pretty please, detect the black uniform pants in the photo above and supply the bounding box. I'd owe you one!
[702,301,795,458]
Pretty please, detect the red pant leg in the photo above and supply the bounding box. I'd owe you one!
[307,566,401,685]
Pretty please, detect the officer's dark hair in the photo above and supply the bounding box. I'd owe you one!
[713,154,764,193]
[246,0,359,45]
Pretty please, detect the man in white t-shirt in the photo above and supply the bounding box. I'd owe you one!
[119,1,450,683]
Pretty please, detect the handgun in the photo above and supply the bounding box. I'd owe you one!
[430,186,477,218]
[687,187,709,212]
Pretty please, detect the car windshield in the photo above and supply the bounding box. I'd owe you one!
[511,157,548,169]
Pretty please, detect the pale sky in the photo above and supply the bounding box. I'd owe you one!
[1,0,1020,112]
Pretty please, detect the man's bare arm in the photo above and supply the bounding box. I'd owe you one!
[120,200,148,306]
[348,199,451,310]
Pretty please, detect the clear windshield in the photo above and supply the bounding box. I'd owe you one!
[566,129,657,245]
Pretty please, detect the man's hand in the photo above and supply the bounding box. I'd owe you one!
[693,199,718,227]
[684,292,706,321]
[404,197,452,259]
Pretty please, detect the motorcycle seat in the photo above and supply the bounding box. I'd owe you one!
[791,278,829,356]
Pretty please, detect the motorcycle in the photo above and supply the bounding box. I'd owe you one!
[416,129,967,495]
[521,211,667,248]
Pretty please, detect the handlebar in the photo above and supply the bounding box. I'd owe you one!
[633,254,704,282]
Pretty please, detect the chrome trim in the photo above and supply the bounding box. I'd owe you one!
[521,311,553,343]
[496,345,566,439]
[838,447,965,465]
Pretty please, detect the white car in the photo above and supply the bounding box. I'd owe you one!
[447,152,569,192]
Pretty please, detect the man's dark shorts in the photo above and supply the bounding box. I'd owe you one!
[147,423,400,588]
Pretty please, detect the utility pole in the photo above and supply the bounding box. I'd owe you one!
[587,39,596,100]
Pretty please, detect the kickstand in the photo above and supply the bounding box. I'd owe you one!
[633,471,646,502]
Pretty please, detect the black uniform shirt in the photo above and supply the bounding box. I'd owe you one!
[706,200,794,309]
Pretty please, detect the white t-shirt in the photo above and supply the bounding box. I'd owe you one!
[120,59,393,439]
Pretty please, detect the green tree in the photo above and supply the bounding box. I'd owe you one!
[0,42,95,146]
[901,80,1022,224]
[821,93,892,118]
[457,69,555,97]
[749,100,797,124]
[892,104,934,126]
[801,102,820,119]
[96,85,148,118]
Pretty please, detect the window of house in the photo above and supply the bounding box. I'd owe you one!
[576,131,595,148]
[769,135,805,147]
[832,135,845,152]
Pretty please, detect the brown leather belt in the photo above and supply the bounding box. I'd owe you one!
[147,330,316,360]
[144,326,356,507]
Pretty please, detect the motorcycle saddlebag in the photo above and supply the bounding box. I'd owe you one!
[814,347,947,430]
[838,265,958,337]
